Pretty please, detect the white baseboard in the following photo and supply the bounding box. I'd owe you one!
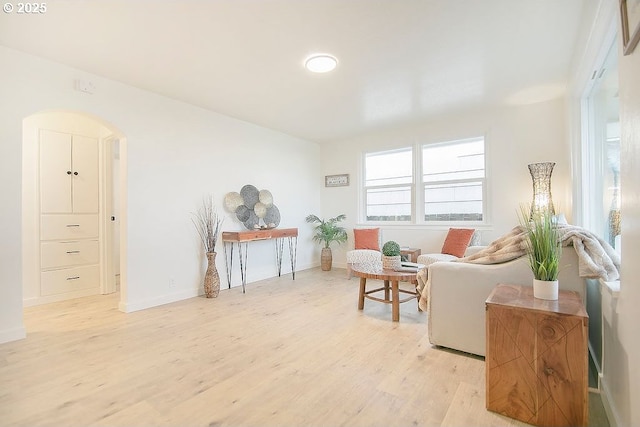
[0,325,26,344]
[601,378,622,427]
[118,287,200,313]
[23,287,100,307]
[119,264,325,313]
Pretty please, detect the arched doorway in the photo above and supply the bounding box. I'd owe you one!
[22,110,127,311]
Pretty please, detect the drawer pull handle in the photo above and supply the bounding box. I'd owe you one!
[66,224,80,227]
[66,251,80,254]
[66,276,80,281]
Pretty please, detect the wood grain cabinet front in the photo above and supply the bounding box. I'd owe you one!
[485,283,588,427]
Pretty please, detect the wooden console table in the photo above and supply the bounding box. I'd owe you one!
[485,283,588,427]
[221,228,298,293]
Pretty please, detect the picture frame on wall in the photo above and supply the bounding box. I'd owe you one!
[325,174,349,187]
[620,0,640,55]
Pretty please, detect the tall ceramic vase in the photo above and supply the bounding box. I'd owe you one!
[204,252,220,298]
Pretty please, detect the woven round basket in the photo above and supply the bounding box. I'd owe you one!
[382,255,401,270]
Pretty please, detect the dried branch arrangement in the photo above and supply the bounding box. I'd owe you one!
[192,195,222,253]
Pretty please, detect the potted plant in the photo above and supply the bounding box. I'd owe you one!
[382,240,402,270]
[192,195,223,298]
[519,206,561,300]
[305,214,348,271]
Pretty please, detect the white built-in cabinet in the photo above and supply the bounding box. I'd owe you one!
[39,130,100,298]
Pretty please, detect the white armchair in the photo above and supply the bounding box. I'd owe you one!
[346,228,382,278]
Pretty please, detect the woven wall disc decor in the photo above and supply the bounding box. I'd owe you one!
[235,205,251,222]
[263,205,280,228]
[258,189,273,207]
[224,192,244,212]
[224,185,281,229]
[254,202,268,218]
[240,185,260,209]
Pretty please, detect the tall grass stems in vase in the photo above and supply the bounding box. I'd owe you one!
[192,195,223,298]
[192,195,222,254]
[519,205,561,299]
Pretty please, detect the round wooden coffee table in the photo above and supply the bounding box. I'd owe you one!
[350,262,420,322]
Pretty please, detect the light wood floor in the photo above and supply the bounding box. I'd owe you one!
[0,267,609,427]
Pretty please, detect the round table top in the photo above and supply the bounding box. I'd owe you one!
[350,262,418,281]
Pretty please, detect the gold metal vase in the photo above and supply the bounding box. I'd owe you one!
[204,252,220,298]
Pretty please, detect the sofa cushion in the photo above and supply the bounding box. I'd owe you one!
[441,228,475,257]
[354,228,380,251]
[417,253,458,267]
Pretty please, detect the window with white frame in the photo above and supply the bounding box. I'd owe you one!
[364,147,413,221]
[422,137,485,222]
[582,40,621,256]
[363,137,485,223]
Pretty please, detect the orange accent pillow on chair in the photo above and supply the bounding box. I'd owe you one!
[441,228,475,257]
[354,228,380,251]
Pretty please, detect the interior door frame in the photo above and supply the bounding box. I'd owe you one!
[22,110,127,308]
[100,135,117,294]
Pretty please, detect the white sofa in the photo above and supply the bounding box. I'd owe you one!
[427,247,585,357]
[416,245,484,266]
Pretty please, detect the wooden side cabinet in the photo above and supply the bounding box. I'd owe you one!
[485,284,588,427]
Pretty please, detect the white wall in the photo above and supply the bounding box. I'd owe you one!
[616,33,640,426]
[320,98,571,266]
[0,46,321,341]
[567,1,640,425]
[611,3,640,424]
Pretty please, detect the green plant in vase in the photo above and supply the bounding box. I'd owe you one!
[519,205,562,300]
[305,214,347,271]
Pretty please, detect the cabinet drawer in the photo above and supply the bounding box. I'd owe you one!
[41,214,98,240]
[41,240,99,269]
[40,265,99,296]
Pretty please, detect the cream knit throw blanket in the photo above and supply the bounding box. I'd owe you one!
[416,224,621,311]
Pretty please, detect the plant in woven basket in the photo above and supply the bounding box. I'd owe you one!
[382,241,401,257]
[382,240,402,270]
[305,213,347,271]
[192,195,223,298]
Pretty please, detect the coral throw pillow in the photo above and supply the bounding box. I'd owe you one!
[354,228,380,251]
[441,228,475,257]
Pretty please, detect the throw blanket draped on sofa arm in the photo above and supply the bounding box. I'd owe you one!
[416,224,621,311]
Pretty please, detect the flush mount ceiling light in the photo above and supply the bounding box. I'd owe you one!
[304,54,338,73]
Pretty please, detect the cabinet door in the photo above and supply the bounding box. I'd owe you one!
[40,130,72,213]
[72,135,99,213]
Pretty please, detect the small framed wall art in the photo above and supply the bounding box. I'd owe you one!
[325,174,349,187]
[620,0,640,55]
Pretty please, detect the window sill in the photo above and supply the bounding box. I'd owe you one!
[599,278,620,298]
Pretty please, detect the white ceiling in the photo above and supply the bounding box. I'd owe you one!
[0,0,585,143]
